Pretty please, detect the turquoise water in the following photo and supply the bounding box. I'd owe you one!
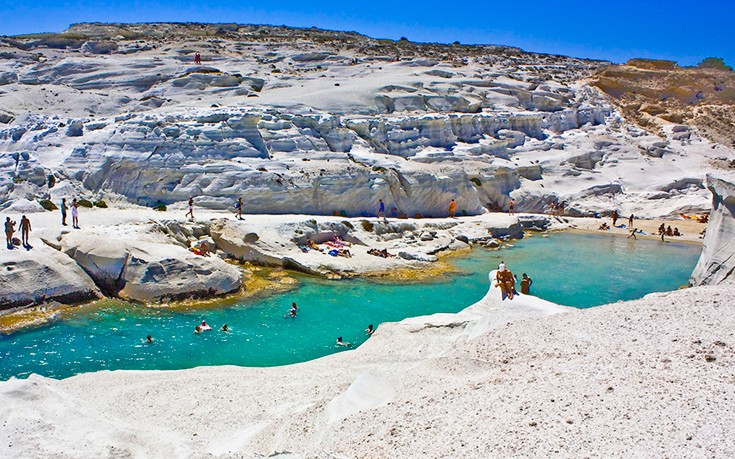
[0,232,701,380]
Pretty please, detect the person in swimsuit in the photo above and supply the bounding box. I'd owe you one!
[366,324,374,335]
[336,336,351,347]
[236,197,243,220]
[495,263,516,300]
[520,273,533,294]
[20,215,31,247]
[508,199,515,216]
[185,197,194,220]
[4,217,16,248]
[289,302,298,318]
[71,198,79,229]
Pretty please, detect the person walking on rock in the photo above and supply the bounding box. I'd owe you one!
[20,215,31,248]
[60,198,68,226]
[236,197,244,220]
[449,199,457,218]
[377,199,386,222]
[71,198,80,229]
[185,197,195,221]
[4,216,16,249]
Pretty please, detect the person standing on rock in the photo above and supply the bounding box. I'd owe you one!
[185,197,194,221]
[449,199,457,218]
[377,199,386,222]
[20,215,31,248]
[4,216,16,249]
[520,273,533,294]
[508,199,515,216]
[60,198,68,226]
[612,209,619,227]
[628,213,634,228]
[71,198,80,229]
[194,52,202,65]
[236,197,244,220]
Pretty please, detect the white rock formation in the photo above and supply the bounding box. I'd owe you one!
[61,229,241,302]
[0,244,100,310]
[690,174,735,285]
[1,24,732,219]
[2,273,734,457]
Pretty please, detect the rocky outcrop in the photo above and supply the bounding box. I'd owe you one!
[61,233,242,302]
[690,175,735,285]
[0,245,101,310]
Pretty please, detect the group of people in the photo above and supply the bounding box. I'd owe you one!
[336,324,375,347]
[4,215,32,249]
[494,262,533,301]
[658,223,682,239]
[193,320,229,334]
[4,197,84,250]
[60,197,81,228]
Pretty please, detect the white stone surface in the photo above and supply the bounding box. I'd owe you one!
[691,174,735,285]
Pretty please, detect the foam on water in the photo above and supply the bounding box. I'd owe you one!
[0,232,701,380]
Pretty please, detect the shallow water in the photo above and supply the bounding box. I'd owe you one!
[0,232,701,380]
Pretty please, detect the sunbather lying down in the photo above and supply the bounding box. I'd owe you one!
[367,248,395,258]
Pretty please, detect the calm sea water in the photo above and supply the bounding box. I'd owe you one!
[0,232,701,380]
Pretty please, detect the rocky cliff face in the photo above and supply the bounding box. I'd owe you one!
[690,175,735,285]
[1,23,733,218]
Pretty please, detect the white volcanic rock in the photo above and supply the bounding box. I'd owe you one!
[690,174,735,285]
[4,273,735,457]
[61,230,241,302]
[2,26,732,218]
[0,244,100,310]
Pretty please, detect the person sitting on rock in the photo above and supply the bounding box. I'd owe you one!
[658,223,666,235]
[666,225,674,236]
[673,227,682,236]
[495,264,516,300]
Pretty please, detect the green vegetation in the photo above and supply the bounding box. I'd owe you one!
[78,199,94,208]
[361,220,374,232]
[153,203,167,212]
[39,199,58,211]
[94,200,108,208]
[470,177,482,187]
[697,57,733,72]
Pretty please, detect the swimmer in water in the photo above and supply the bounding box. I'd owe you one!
[200,320,212,331]
[221,324,229,332]
[288,302,298,318]
[194,325,202,334]
[336,336,351,347]
[366,324,374,335]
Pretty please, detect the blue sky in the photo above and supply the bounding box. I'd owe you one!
[1,0,733,67]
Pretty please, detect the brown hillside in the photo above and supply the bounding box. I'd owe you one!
[591,60,735,147]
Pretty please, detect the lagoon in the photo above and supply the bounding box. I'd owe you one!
[0,232,701,381]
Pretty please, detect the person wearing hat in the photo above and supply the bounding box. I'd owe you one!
[495,261,516,300]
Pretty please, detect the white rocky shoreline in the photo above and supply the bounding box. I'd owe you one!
[2,21,735,458]
[0,175,733,457]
